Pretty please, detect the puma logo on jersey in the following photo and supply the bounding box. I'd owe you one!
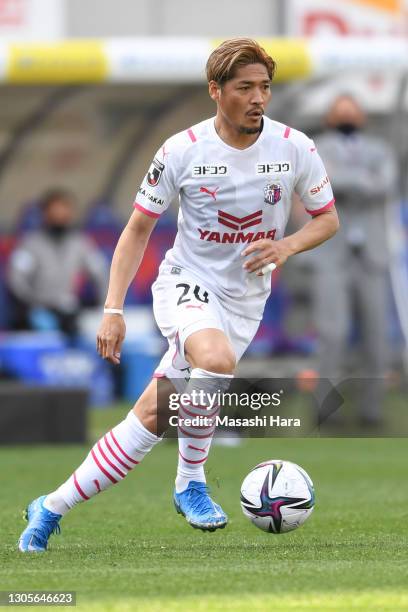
[161,144,169,158]
[200,186,219,201]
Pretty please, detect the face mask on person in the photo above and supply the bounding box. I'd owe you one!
[334,122,359,136]
[45,223,70,239]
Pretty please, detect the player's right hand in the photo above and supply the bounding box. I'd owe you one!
[96,314,126,365]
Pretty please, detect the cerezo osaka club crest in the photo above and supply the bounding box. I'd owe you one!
[264,183,282,205]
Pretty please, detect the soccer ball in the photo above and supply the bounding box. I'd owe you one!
[240,460,315,534]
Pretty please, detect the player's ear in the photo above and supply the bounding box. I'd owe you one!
[208,80,221,103]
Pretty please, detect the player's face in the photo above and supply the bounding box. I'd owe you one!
[210,63,271,135]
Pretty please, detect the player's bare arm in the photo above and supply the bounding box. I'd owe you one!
[97,209,157,364]
[242,206,339,275]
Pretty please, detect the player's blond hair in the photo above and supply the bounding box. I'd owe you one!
[206,38,276,85]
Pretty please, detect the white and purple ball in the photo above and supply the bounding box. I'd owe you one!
[240,460,315,533]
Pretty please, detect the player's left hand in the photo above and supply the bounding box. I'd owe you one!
[241,239,292,276]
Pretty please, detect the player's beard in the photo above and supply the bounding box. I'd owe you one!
[238,125,262,134]
[238,117,264,135]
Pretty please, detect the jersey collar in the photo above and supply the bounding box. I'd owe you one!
[209,116,268,152]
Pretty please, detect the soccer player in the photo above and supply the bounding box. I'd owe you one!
[19,38,338,551]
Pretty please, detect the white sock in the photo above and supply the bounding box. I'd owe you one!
[43,411,160,515]
[175,368,233,493]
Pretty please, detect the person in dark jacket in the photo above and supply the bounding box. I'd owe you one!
[312,94,399,425]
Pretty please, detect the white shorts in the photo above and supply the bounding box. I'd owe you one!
[152,263,260,382]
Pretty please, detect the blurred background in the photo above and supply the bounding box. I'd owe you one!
[0,0,407,440]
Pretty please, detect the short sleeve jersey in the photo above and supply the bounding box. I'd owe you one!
[134,116,334,321]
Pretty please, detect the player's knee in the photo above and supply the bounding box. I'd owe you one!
[194,347,236,374]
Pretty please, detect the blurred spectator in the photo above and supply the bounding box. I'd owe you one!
[7,189,108,338]
[312,94,399,425]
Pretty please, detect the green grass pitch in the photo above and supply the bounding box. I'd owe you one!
[1,405,408,611]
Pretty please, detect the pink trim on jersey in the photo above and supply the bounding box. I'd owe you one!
[133,202,161,218]
[171,331,181,368]
[283,126,291,138]
[187,128,197,143]
[306,198,335,217]
[153,372,166,379]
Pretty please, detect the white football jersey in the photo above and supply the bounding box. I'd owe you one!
[134,116,334,321]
